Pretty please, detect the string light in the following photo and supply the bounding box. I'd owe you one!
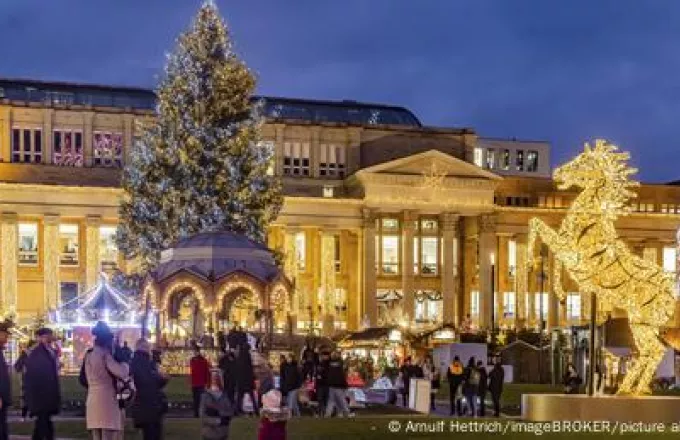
[528,139,675,395]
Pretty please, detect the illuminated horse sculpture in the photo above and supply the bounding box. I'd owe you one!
[528,139,675,395]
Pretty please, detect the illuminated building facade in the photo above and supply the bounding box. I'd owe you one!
[1,77,679,334]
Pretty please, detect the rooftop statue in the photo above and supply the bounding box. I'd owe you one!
[528,139,675,395]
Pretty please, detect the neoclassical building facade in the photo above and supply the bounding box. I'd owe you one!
[1,77,679,334]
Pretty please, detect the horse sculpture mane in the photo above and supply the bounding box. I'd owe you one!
[528,139,675,395]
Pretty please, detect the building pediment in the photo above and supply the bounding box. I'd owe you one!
[358,149,502,181]
[349,149,501,213]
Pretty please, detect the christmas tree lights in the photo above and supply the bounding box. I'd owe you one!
[528,139,675,395]
[116,1,282,271]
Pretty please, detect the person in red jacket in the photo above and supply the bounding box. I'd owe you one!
[190,348,212,418]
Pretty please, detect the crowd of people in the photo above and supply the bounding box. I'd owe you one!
[445,356,505,417]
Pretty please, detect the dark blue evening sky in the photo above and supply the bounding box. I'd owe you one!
[1,0,679,182]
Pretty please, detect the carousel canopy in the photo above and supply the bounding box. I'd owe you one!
[151,231,281,284]
[61,273,133,312]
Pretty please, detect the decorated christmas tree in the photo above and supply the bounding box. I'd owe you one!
[117,1,282,270]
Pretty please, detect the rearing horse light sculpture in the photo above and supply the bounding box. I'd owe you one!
[528,139,675,395]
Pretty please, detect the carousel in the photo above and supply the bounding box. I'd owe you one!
[141,231,293,372]
[52,273,139,372]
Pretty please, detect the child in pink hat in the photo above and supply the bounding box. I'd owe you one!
[257,389,290,440]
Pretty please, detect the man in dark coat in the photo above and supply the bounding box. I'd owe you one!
[488,361,505,417]
[234,344,258,415]
[218,350,237,404]
[0,320,13,440]
[130,339,168,440]
[25,327,61,440]
[315,351,330,417]
[476,360,488,416]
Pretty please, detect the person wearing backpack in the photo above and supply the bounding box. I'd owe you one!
[83,321,130,440]
[462,357,479,416]
[446,356,464,416]
[475,360,488,416]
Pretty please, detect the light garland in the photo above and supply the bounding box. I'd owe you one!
[320,234,337,316]
[528,139,675,395]
[85,218,101,290]
[162,279,210,314]
[215,278,261,311]
[43,216,60,309]
[1,216,18,315]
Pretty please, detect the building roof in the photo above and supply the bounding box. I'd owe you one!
[60,273,133,312]
[151,231,281,284]
[0,77,421,127]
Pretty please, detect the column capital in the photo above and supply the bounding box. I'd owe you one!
[1,212,17,224]
[43,214,60,226]
[440,212,460,232]
[86,215,102,227]
[479,214,497,233]
[362,208,377,228]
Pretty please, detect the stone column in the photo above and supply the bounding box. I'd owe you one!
[547,253,559,329]
[515,234,529,329]
[402,210,417,325]
[320,232,337,335]
[1,213,18,315]
[85,215,101,290]
[43,214,60,310]
[0,106,11,161]
[274,124,285,176]
[362,209,377,326]
[42,109,54,165]
[84,112,95,167]
[478,215,497,330]
[497,234,510,326]
[440,212,459,325]
[123,114,134,164]
[310,127,320,178]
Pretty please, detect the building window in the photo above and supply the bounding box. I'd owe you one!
[470,291,480,317]
[663,247,676,273]
[60,282,79,310]
[501,149,510,170]
[12,127,42,163]
[323,186,334,198]
[414,291,443,324]
[93,132,124,168]
[59,224,79,266]
[508,239,517,277]
[516,149,524,171]
[294,232,306,271]
[283,142,310,177]
[45,91,74,106]
[18,223,39,266]
[503,292,516,318]
[53,130,84,167]
[566,293,581,321]
[319,144,346,178]
[535,292,549,322]
[526,150,539,172]
[414,218,439,275]
[99,226,118,270]
[473,148,484,167]
[485,149,495,169]
[377,218,400,275]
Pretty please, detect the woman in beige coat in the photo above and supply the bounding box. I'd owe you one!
[84,322,130,440]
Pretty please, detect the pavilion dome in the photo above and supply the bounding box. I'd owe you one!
[151,231,281,284]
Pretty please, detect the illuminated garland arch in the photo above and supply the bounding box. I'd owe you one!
[268,282,291,312]
[162,279,209,315]
[215,277,264,314]
[141,282,160,310]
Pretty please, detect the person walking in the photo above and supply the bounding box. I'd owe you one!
[446,356,464,416]
[423,357,439,411]
[278,355,288,395]
[190,348,212,418]
[324,351,351,418]
[83,321,130,440]
[14,340,34,421]
[476,360,488,417]
[399,357,413,407]
[488,361,505,417]
[218,350,236,404]
[25,327,61,440]
[563,363,582,394]
[200,371,234,440]
[314,351,330,417]
[462,357,479,416]
[234,344,258,416]
[130,339,168,440]
[118,341,133,364]
[281,354,302,416]
[0,320,13,440]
